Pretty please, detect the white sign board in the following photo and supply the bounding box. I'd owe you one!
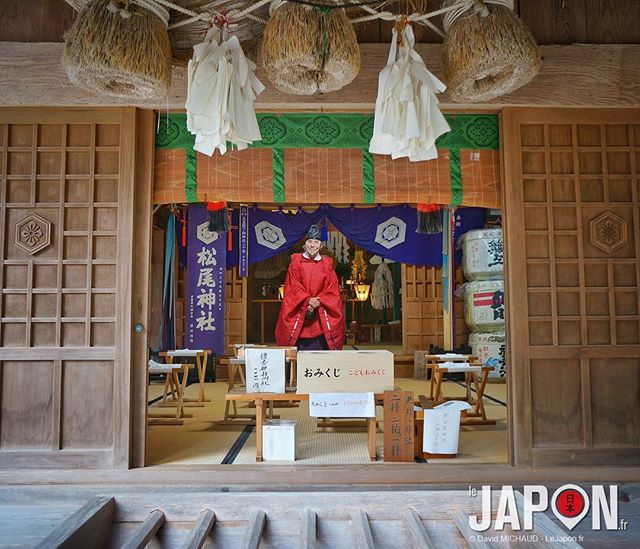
[309,392,375,418]
[297,350,394,393]
[245,348,286,393]
[423,401,472,454]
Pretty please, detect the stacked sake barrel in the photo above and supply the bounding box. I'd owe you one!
[460,229,506,380]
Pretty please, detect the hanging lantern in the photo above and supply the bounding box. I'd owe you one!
[354,283,371,302]
[441,0,540,102]
[63,0,172,99]
[262,2,361,95]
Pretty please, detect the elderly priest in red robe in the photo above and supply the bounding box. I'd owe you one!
[275,225,345,350]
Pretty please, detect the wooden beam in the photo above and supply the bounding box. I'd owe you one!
[242,509,266,549]
[1,43,639,109]
[402,508,436,549]
[39,496,115,549]
[183,509,216,549]
[351,510,375,549]
[300,509,317,549]
[122,510,165,549]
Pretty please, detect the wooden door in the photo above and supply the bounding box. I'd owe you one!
[402,265,467,352]
[225,266,247,350]
[0,108,144,468]
[503,108,640,466]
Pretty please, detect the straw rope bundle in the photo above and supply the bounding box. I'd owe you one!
[262,2,361,95]
[441,0,540,102]
[64,0,172,99]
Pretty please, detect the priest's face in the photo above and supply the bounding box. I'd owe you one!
[305,239,322,258]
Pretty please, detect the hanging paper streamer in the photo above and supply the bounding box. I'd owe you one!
[369,24,450,161]
[186,205,226,354]
[239,205,249,277]
[186,26,265,156]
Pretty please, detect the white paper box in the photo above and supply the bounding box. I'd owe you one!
[262,420,297,461]
[423,401,472,455]
[460,228,503,281]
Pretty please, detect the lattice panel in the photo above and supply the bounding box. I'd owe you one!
[1,122,120,348]
[225,266,246,350]
[402,265,467,352]
[521,122,640,346]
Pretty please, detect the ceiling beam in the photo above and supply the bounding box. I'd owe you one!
[0,42,639,110]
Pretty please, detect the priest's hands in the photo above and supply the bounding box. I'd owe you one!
[309,297,321,309]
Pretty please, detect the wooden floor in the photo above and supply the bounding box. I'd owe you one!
[0,485,638,548]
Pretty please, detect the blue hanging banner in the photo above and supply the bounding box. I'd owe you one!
[186,205,226,355]
[239,206,249,277]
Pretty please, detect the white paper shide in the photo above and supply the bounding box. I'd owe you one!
[369,25,450,161]
[186,27,265,156]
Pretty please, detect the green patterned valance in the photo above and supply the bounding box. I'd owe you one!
[155,113,499,151]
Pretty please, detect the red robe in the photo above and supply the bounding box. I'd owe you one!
[275,253,345,350]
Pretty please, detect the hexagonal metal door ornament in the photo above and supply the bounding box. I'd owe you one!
[15,213,51,255]
[589,211,628,254]
[375,216,407,249]
[197,221,219,244]
[255,220,286,250]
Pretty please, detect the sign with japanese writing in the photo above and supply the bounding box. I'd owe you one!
[296,350,394,394]
[383,390,415,462]
[423,401,471,454]
[309,392,375,418]
[186,205,226,354]
[239,205,249,277]
[245,348,286,393]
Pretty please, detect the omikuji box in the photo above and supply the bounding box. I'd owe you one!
[262,420,297,462]
[297,350,394,393]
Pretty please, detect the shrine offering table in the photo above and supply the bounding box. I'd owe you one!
[162,349,211,405]
[422,354,496,426]
[225,389,378,462]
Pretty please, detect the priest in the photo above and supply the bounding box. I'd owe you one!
[275,225,345,350]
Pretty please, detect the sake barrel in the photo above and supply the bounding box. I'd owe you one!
[461,228,503,281]
[464,280,505,333]
[468,332,506,380]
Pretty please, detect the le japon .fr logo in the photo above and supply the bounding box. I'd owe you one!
[468,484,627,532]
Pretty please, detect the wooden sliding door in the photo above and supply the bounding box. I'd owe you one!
[0,108,150,468]
[503,108,640,466]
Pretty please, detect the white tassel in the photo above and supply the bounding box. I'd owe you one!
[369,25,450,161]
[186,27,265,156]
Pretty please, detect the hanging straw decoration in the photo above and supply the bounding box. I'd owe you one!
[262,1,361,95]
[370,261,394,310]
[416,203,443,234]
[442,0,540,102]
[63,0,172,99]
[186,25,265,156]
[369,21,450,161]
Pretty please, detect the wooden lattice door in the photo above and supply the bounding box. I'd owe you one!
[401,265,467,353]
[225,266,247,350]
[0,108,140,468]
[503,108,640,466]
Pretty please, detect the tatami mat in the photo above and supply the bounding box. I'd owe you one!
[146,379,508,466]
